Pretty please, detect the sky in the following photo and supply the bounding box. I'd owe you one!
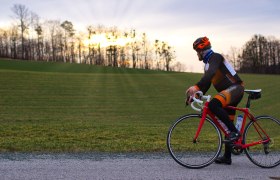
[0,0,280,72]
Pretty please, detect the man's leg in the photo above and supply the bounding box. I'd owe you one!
[224,107,238,159]
[209,97,235,165]
[214,109,236,165]
[210,85,244,165]
[208,98,238,133]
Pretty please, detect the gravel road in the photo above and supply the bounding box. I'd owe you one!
[0,153,279,180]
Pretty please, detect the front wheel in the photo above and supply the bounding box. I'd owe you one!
[244,115,280,168]
[167,114,222,169]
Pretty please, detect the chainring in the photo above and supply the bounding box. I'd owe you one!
[231,144,243,155]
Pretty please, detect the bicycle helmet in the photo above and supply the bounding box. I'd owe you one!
[193,37,211,51]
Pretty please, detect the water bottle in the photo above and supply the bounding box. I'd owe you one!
[235,115,243,131]
[217,119,230,134]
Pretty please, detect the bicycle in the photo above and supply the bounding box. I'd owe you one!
[167,89,280,169]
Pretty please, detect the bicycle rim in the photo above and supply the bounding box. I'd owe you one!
[167,114,222,169]
[244,116,280,168]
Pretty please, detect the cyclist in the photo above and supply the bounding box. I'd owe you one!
[186,37,245,165]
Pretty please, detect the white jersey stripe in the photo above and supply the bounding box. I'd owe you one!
[223,60,236,76]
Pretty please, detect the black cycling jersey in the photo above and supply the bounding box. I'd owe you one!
[196,52,243,94]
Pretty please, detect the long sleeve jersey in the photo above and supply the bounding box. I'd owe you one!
[196,52,243,94]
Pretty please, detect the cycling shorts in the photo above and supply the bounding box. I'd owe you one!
[214,84,244,121]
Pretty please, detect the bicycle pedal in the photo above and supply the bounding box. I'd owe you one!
[231,146,243,155]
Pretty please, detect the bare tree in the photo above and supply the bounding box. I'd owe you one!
[11,4,30,59]
[130,29,139,69]
[10,25,19,59]
[86,25,94,64]
[44,20,61,61]
[28,12,41,60]
[0,29,10,57]
[171,62,186,72]
[105,27,119,67]
[141,33,150,69]
[155,40,175,71]
[61,20,75,63]
[95,25,105,65]
[154,39,160,70]
[228,46,238,70]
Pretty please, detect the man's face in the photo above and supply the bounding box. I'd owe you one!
[197,51,203,61]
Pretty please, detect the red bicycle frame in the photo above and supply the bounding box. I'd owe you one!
[193,101,271,149]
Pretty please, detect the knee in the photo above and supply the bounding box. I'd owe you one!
[208,98,223,113]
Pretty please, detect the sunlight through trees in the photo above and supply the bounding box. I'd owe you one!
[0,4,182,71]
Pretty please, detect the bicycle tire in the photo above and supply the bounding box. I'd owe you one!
[167,114,222,169]
[244,115,280,168]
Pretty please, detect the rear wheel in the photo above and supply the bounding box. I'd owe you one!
[167,114,222,169]
[244,116,280,168]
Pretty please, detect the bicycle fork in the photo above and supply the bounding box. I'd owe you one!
[193,103,209,143]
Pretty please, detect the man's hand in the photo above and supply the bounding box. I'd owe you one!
[185,86,199,105]
[186,86,199,96]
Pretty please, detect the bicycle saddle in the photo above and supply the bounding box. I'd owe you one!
[244,89,261,100]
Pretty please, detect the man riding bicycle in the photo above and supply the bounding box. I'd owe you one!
[186,37,245,165]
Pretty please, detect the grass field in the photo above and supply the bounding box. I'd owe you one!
[0,59,279,152]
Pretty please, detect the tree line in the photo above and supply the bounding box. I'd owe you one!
[0,4,279,74]
[0,4,180,71]
[226,34,280,74]
[240,35,280,74]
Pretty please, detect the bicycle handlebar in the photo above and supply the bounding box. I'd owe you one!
[190,91,211,112]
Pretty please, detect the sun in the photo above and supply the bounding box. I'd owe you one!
[83,33,107,48]
[83,33,131,48]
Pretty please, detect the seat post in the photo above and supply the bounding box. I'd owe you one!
[244,89,261,108]
[246,95,251,108]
